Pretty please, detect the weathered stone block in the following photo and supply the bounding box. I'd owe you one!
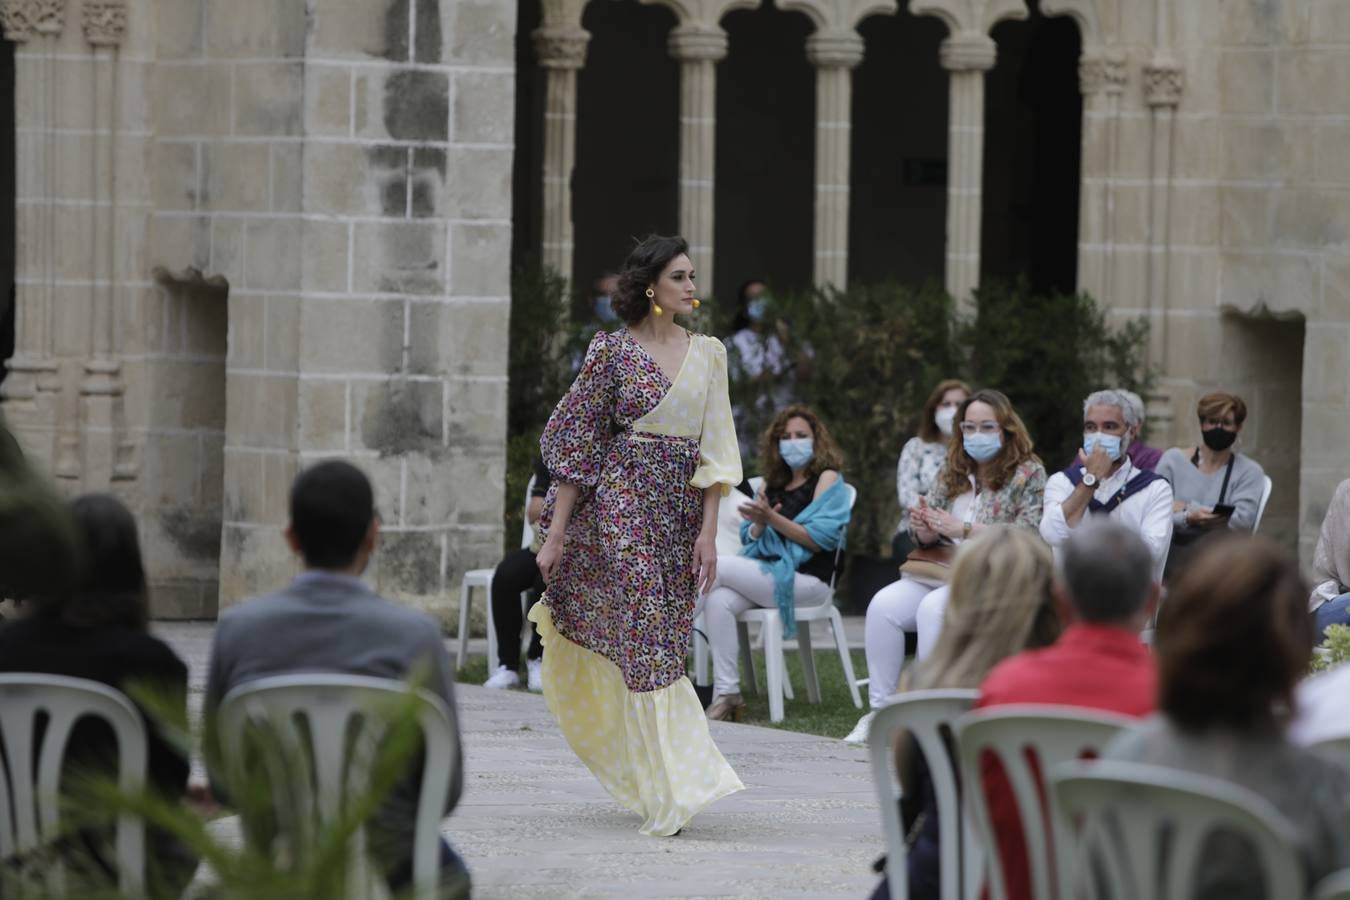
[225,372,298,449]
[1310,0,1350,37]
[154,64,232,138]
[352,221,447,296]
[445,451,505,528]
[149,358,228,431]
[149,213,211,274]
[260,452,301,523]
[234,63,304,137]
[156,0,206,59]
[219,524,298,608]
[1220,187,1273,250]
[374,530,444,598]
[354,69,450,142]
[265,295,303,370]
[1314,124,1350,185]
[450,224,511,297]
[205,0,306,58]
[297,377,349,452]
[270,143,305,213]
[1272,189,1350,256]
[201,434,226,512]
[222,447,265,524]
[303,142,382,217]
[298,298,404,374]
[227,293,266,368]
[1277,50,1350,116]
[452,71,514,144]
[407,298,509,377]
[411,148,446,218]
[244,218,304,292]
[304,64,353,138]
[1220,251,1319,317]
[445,377,507,453]
[402,453,460,528]
[301,220,352,294]
[446,0,516,65]
[203,142,270,212]
[1220,49,1275,114]
[152,142,199,212]
[142,432,204,508]
[445,147,512,220]
[1161,313,1223,380]
[1167,250,1220,311]
[351,379,445,456]
[308,0,393,61]
[209,218,247,287]
[149,579,218,620]
[1322,255,1350,322]
[1303,325,1350,402]
[349,454,406,526]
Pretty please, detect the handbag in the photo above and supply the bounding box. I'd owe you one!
[899,544,956,583]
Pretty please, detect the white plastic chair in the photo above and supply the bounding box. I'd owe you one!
[1307,733,1350,765]
[868,689,981,900]
[456,474,536,672]
[734,480,861,723]
[1313,868,1350,900]
[954,706,1134,900]
[1050,759,1304,900]
[1252,474,1273,533]
[218,674,457,900]
[0,674,147,897]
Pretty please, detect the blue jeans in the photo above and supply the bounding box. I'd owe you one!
[1314,592,1350,643]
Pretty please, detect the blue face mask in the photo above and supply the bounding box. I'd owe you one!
[594,295,617,323]
[746,297,769,323]
[1083,432,1124,461]
[963,433,1002,464]
[779,437,814,470]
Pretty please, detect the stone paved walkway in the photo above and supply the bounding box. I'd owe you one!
[155,622,883,899]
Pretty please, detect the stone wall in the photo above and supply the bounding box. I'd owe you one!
[3,0,514,621]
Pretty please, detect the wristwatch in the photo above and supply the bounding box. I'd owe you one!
[962,522,972,540]
[1081,472,1098,488]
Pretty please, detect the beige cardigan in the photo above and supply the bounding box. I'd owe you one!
[1312,478,1350,610]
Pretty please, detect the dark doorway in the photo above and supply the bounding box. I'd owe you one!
[0,39,14,382]
[510,0,544,273]
[983,1,1081,294]
[573,0,680,290]
[849,9,948,287]
[713,2,815,304]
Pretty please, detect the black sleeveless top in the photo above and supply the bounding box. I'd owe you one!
[767,474,834,584]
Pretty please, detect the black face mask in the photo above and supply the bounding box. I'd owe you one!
[1202,427,1237,451]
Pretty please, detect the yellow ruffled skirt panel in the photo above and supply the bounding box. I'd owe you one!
[528,603,745,835]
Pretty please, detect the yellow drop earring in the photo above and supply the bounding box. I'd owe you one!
[692,298,701,309]
[646,287,662,316]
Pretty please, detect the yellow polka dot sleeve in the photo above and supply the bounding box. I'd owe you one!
[691,337,743,494]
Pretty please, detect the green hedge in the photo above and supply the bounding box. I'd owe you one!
[504,270,1151,560]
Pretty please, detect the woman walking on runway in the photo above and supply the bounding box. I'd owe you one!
[529,234,745,836]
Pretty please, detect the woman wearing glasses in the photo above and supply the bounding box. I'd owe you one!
[845,389,1046,744]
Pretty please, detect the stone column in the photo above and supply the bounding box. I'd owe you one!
[1076,49,1127,304]
[940,33,997,307]
[532,27,590,285]
[78,0,128,488]
[1144,57,1183,371]
[0,0,63,408]
[806,30,863,290]
[668,25,727,289]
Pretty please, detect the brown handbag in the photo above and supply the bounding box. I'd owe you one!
[899,543,956,583]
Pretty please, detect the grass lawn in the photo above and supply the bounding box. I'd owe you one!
[457,649,868,741]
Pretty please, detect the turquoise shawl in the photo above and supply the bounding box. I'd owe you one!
[739,476,851,638]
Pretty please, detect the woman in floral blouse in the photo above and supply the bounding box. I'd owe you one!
[529,235,745,836]
[893,379,969,559]
[846,389,1046,745]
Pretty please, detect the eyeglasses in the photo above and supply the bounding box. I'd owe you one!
[959,421,1001,436]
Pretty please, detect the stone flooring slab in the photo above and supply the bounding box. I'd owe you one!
[155,622,885,899]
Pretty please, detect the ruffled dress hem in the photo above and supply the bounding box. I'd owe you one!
[528,603,745,836]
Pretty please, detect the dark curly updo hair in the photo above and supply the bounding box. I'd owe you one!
[611,235,690,324]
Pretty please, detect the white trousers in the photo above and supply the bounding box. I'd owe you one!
[703,555,833,697]
[862,576,951,709]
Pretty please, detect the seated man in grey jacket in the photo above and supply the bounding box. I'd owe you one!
[203,459,467,896]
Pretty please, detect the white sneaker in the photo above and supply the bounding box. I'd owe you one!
[526,659,543,692]
[483,665,519,690]
[843,710,877,745]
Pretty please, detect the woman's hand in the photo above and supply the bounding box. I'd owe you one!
[693,531,717,595]
[536,535,564,584]
[911,500,938,545]
[737,490,779,528]
[1185,506,1223,528]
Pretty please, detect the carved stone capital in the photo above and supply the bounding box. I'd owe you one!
[532,27,590,70]
[1143,58,1184,108]
[1079,50,1128,95]
[82,0,126,46]
[667,25,727,63]
[940,32,997,72]
[0,0,65,42]
[806,30,864,70]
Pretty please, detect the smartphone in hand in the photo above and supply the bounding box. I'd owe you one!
[1211,503,1236,518]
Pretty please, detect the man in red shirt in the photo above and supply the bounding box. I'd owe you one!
[975,521,1160,900]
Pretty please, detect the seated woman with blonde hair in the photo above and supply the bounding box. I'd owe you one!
[702,404,851,722]
[868,526,1062,900]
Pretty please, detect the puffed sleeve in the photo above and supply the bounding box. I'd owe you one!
[691,338,743,494]
[540,331,614,488]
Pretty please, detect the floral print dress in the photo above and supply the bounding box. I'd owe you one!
[527,328,744,836]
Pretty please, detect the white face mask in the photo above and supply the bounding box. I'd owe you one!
[935,406,958,437]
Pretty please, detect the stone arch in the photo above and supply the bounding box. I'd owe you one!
[1039,0,1114,47]
[907,0,1028,36]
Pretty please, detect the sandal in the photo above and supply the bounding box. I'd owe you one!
[705,692,745,722]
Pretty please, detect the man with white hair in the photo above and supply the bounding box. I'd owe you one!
[1040,389,1174,580]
